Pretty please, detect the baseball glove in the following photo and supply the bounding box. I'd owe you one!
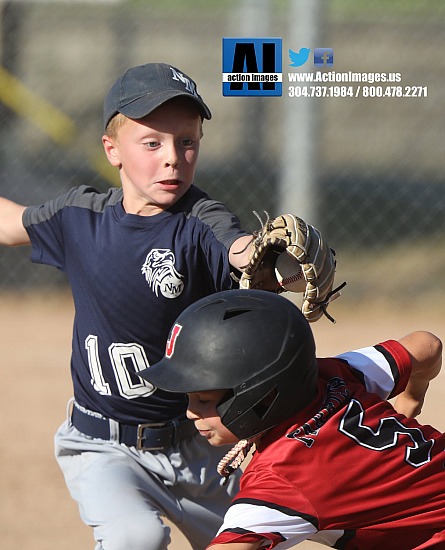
[238,212,345,323]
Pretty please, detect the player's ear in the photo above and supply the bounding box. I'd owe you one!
[102,135,121,167]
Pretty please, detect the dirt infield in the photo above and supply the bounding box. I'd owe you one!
[1,291,444,550]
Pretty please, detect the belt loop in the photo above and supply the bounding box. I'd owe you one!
[109,417,120,442]
[172,417,180,445]
[67,397,75,423]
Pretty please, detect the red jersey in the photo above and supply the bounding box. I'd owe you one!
[209,340,445,550]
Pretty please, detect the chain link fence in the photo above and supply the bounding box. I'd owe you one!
[1,0,444,310]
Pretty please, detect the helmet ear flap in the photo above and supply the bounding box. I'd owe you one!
[251,387,279,419]
[217,384,280,440]
[215,389,235,415]
[217,353,318,441]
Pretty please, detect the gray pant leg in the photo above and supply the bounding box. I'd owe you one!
[167,435,241,549]
[56,422,178,550]
[55,420,240,550]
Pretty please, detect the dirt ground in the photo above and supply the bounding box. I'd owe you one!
[1,291,444,550]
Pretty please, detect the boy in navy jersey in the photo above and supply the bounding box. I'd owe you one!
[140,289,445,550]
[0,62,335,550]
[0,63,337,549]
[0,62,254,549]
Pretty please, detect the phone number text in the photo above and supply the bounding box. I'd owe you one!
[288,85,428,98]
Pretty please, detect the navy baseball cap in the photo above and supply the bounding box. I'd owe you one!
[103,62,212,131]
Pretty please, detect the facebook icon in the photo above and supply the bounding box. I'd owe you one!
[314,48,334,67]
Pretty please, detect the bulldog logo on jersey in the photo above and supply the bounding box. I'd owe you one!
[141,249,184,298]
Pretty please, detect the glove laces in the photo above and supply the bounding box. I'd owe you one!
[318,281,347,323]
[217,436,259,485]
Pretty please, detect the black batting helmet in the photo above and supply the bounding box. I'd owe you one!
[138,289,318,439]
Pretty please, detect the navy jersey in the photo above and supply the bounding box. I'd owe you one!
[23,185,247,424]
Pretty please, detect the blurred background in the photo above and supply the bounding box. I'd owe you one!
[0,2,444,548]
[0,0,444,312]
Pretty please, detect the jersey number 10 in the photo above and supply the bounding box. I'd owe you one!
[85,335,156,399]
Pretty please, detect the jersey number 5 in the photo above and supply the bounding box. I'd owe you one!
[339,399,434,467]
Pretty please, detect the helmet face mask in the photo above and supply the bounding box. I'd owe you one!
[139,289,318,440]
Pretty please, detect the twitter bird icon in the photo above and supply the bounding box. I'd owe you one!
[289,48,311,67]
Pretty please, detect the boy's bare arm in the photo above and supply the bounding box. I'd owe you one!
[0,197,30,246]
[394,331,442,418]
[228,235,254,271]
